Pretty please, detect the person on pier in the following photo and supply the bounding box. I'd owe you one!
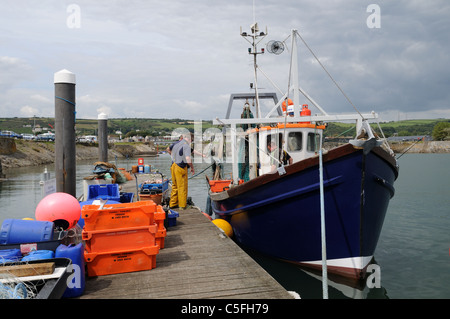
[169,133,195,210]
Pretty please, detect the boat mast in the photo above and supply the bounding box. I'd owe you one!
[290,30,301,116]
[241,23,267,118]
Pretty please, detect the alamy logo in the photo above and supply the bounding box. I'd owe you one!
[367,4,381,29]
[67,4,81,29]
[66,264,82,288]
[366,264,381,288]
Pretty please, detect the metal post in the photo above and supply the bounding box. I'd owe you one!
[291,30,300,116]
[54,69,76,196]
[319,140,328,299]
[98,112,108,162]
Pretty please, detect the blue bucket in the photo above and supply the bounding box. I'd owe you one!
[0,248,22,264]
[0,219,54,245]
[21,250,54,261]
[56,243,85,298]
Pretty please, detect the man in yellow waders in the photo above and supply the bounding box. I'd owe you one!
[169,133,194,210]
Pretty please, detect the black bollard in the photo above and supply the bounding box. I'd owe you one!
[54,69,76,196]
[98,112,108,162]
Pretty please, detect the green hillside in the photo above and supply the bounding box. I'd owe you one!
[323,119,450,138]
[0,117,214,137]
[0,117,449,139]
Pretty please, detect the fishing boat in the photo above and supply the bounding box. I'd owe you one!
[207,24,399,281]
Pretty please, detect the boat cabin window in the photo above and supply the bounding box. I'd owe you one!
[307,133,321,152]
[287,132,302,152]
[266,133,283,152]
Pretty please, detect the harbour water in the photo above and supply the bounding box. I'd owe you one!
[0,153,449,299]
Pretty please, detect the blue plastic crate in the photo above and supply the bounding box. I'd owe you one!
[168,209,179,227]
[139,180,169,191]
[87,184,120,202]
[120,192,134,203]
[140,183,162,190]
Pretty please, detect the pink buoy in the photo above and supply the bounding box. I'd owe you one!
[35,192,81,230]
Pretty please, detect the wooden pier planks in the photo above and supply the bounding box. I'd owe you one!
[81,207,293,299]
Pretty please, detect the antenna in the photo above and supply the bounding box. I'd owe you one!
[240,23,267,118]
[266,40,285,55]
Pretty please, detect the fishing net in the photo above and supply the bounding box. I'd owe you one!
[0,257,51,299]
[0,263,39,299]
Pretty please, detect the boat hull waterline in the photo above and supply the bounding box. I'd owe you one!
[210,144,398,280]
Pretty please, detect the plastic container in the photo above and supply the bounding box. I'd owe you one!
[0,219,54,245]
[139,193,162,204]
[144,165,150,173]
[208,180,232,193]
[138,165,144,173]
[154,206,167,249]
[83,225,157,253]
[140,180,169,193]
[21,250,54,261]
[55,243,85,298]
[87,184,120,202]
[208,179,244,193]
[85,246,159,277]
[168,209,179,227]
[82,201,158,231]
[119,192,134,203]
[78,199,120,228]
[0,248,22,263]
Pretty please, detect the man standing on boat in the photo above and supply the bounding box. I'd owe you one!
[169,133,195,210]
[267,134,293,172]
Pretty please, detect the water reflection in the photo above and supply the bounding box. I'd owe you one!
[241,245,389,299]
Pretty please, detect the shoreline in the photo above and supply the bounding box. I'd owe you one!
[0,139,157,170]
[0,139,449,171]
[387,140,450,154]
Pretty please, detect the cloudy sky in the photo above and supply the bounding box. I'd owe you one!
[1,0,449,122]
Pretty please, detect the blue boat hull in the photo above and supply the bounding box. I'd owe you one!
[210,144,398,279]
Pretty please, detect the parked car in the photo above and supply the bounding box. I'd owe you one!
[36,132,55,141]
[21,133,36,140]
[0,130,22,138]
[78,135,97,143]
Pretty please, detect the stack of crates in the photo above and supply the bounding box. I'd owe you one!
[81,201,166,276]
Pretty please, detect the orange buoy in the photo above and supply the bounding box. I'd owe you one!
[281,99,293,113]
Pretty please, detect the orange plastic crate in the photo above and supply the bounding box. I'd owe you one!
[156,228,167,249]
[154,206,166,231]
[85,246,159,276]
[208,179,244,192]
[83,224,157,253]
[209,179,232,192]
[154,206,167,249]
[82,201,158,231]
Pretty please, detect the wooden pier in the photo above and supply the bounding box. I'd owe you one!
[80,176,294,299]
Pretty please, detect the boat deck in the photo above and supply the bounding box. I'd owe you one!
[80,175,293,299]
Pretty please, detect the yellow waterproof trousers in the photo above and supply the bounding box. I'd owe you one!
[169,163,188,208]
